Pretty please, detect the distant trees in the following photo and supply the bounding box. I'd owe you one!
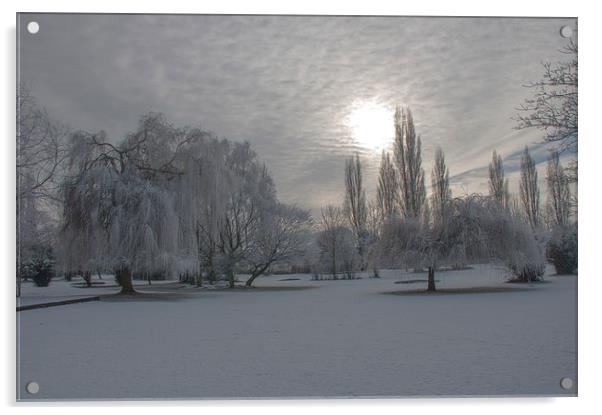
[394,106,426,219]
[546,151,571,227]
[430,147,451,227]
[488,150,509,208]
[344,153,368,269]
[316,205,356,279]
[376,151,399,221]
[519,146,541,229]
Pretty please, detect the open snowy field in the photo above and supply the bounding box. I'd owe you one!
[17,265,577,400]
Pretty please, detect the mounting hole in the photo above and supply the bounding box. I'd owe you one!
[26,381,39,394]
[27,21,39,34]
[560,25,573,38]
[560,377,573,390]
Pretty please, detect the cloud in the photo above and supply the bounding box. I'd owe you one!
[19,14,577,213]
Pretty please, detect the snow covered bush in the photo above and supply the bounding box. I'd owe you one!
[21,246,55,287]
[475,198,547,282]
[546,224,577,275]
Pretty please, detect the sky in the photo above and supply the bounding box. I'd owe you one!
[18,14,577,212]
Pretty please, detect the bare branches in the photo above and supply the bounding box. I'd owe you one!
[515,38,578,155]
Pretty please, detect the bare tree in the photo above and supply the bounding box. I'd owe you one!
[488,150,509,208]
[393,106,426,219]
[516,37,577,181]
[430,147,451,227]
[546,150,571,227]
[519,146,541,228]
[243,205,309,286]
[376,151,399,222]
[344,153,367,268]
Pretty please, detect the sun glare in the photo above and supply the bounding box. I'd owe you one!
[346,100,394,152]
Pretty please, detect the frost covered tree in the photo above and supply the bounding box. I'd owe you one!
[488,150,509,208]
[430,147,451,227]
[420,195,546,289]
[546,151,571,227]
[344,153,367,268]
[17,87,69,296]
[393,106,426,219]
[376,151,399,222]
[519,146,541,228]
[60,114,191,294]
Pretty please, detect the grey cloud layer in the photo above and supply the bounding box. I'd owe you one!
[19,14,576,211]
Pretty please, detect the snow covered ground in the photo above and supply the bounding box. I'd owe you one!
[17,264,577,400]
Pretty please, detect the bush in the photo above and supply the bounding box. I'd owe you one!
[547,224,578,275]
[28,255,55,287]
[19,245,55,287]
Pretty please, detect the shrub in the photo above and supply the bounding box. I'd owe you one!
[547,224,578,275]
[28,255,55,287]
[20,245,55,287]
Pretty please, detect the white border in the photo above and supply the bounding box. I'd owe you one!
[2,1,600,414]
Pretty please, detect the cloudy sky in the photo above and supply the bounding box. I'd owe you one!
[18,14,576,212]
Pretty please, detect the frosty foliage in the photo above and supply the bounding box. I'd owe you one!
[59,113,309,290]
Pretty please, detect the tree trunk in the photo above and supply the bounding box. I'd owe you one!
[245,264,269,287]
[196,262,203,287]
[227,270,235,288]
[427,266,436,292]
[119,267,136,295]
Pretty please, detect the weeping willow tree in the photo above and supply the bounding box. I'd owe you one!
[60,114,190,294]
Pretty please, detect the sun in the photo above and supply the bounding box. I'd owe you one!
[346,100,394,152]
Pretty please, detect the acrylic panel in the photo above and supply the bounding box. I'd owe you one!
[16,13,578,400]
